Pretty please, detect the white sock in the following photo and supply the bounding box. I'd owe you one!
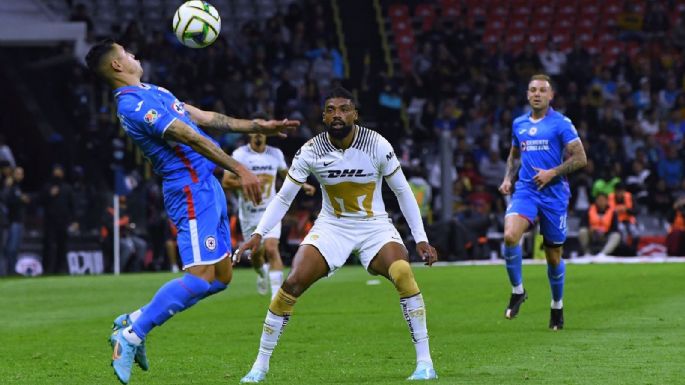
[512,284,524,294]
[551,299,563,309]
[129,309,143,323]
[253,310,290,371]
[400,294,432,366]
[122,326,142,345]
[269,271,283,300]
[260,263,269,278]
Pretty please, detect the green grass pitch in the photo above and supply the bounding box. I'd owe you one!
[1,263,684,384]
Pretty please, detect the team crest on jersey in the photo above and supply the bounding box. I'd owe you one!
[529,126,538,136]
[143,109,159,124]
[173,100,184,115]
[204,236,217,251]
[157,86,171,94]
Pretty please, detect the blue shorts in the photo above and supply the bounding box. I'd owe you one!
[163,176,231,268]
[506,186,568,245]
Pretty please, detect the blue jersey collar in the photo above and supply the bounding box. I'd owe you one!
[528,106,554,122]
[113,83,151,97]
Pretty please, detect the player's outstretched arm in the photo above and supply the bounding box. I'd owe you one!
[385,167,438,266]
[185,104,299,137]
[499,146,521,195]
[164,119,262,204]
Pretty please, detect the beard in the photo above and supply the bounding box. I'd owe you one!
[326,120,354,139]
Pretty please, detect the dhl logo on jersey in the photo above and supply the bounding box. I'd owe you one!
[323,169,373,178]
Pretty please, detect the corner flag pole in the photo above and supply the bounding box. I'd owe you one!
[113,194,120,276]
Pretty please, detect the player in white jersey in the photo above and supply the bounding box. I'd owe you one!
[234,87,439,383]
[224,133,316,299]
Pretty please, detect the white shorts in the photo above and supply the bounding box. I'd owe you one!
[301,216,405,276]
[241,221,281,243]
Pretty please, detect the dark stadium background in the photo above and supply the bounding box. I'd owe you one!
[0,0,684,276]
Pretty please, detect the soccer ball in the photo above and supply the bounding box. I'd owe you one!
[172,1,221,48]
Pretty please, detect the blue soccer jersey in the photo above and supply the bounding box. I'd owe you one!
[114,83,231,267]
[506,107,580,244]
[511,107,579,201]
[114,83,218,189]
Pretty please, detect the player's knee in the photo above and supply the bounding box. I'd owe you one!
[503,230,521,246]
[388,260,420,298]
[264,244,279,259]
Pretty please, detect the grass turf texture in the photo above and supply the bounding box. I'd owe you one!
[0,263,683,384]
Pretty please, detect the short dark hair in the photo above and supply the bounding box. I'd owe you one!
[85,39,116,76]
[324,86,355,104]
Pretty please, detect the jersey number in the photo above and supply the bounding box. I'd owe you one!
[559,214,567,230]
[325,181,375,218]
[257,174,275,199]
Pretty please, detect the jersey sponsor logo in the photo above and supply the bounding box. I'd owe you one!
[144,109,159,124]
[204,236,217,251]
[251,165,273,171]
[521,139,549,152]
[529,126,538,136]
[173,99,184,114]
[324,169,373,178]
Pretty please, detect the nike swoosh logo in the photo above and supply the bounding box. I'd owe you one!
[323,161,334,166]
[518,129,527,134]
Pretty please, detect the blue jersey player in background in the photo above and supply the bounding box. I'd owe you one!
[498,74,587,331]
[85,40,299,384]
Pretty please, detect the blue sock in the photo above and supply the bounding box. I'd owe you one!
[132,274,211,340]
[547,260,565,302]
[503,245,523,287]
[187,279,228,307]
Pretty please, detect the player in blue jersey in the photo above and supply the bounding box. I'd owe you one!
[85,39,299,384]
[498,74,587,330]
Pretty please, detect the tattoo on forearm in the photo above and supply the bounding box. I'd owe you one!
[505,149,521,181]
[554,141,587,177]
[207,113,236,131]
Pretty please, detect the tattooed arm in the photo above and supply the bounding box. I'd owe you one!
[499,146,521,195]
[552,139,588,177]
[532,139,587,190]
[184,104,299,136]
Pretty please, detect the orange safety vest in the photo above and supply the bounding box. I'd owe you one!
[673,211,685,232]
[608,191,636,224]
[589,204,614,233]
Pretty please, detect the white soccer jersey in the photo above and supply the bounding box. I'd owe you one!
[288,125,400,220]
[232,144,288,225]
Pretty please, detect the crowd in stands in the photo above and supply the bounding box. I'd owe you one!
[2,0,685,275]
